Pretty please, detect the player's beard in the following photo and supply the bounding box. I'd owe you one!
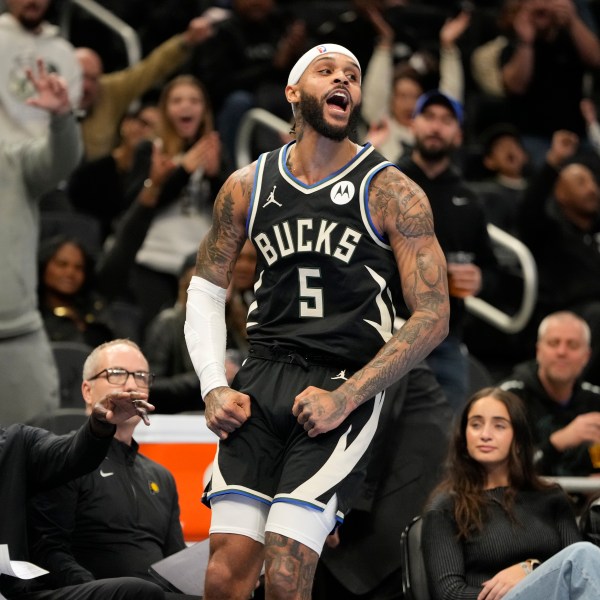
[298,90,360,142]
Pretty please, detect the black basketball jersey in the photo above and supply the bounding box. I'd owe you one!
[245,141,401,368]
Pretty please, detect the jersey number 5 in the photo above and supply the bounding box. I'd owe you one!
[298,267,323,318]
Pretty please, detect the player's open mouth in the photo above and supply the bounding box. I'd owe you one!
[326,90,349,112]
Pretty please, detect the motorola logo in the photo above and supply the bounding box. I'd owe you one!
[330,181,355,205]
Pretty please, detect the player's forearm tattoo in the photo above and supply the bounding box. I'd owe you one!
[344,314,442,406]
[417,249,441,281]
[414,248,447,312]
[343,170,449,409]
[264,533,317,599]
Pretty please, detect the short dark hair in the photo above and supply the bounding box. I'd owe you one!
[479,123,523,157]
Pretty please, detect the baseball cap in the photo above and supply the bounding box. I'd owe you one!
[413,90,464,125]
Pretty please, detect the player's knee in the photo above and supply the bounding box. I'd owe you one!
[205,555,236,588]
[205,553,258,600]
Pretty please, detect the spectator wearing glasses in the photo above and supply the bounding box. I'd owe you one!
[0,371,161,599]
[27,339,194,596]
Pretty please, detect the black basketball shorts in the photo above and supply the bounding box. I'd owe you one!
[202,348,385,521]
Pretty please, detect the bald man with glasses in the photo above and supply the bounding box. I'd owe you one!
[27,339,199,598]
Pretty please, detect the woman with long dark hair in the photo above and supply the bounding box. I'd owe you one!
[422,387,600,600]
[38,235,115,347]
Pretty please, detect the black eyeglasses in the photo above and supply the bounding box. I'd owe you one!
[88,368,154,389]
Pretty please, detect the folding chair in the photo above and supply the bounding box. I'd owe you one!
[51,341,92,408]
[400,516,431,600]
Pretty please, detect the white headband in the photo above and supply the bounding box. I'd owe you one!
[287,44,361,85]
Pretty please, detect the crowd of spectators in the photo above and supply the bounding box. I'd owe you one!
[1,0,599,422]
[0,0,599,411]
[3,0,600,597]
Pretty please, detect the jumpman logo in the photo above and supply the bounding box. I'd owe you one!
[263,186,282,208]
[332,370,348,381]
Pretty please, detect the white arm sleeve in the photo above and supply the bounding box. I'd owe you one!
[184,275,229,399]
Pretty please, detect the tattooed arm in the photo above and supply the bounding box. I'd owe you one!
[293,168,449,437]
[196,164,255,286]
[185,164,255,439]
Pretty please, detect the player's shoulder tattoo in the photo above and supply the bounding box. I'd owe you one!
[198,164,255,282]
[220,163,255,205]
[369,167,434,239]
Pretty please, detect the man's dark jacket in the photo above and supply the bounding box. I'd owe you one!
[501,360,600,476]
[0,421,112,597]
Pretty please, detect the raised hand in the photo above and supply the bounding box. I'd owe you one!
[183,16,216,46]
[513,3,537,45]
[181,131,222,177]
[92,390,154,427]
[25,59,71,115]
[551,0,577,28]
[274,20,307,70]
[365,4,395,46]
[149,140,176,185]
[440,10,472,49]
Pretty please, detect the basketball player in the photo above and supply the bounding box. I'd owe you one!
[185,44,450,599]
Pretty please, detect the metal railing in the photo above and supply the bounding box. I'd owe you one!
[465,224,537,334]
[235,108,291,169]
[59,0,141,68]
[234,108,538,335]
[545,476,600,494]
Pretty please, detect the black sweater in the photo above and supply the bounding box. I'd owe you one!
[422,486,581,600]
